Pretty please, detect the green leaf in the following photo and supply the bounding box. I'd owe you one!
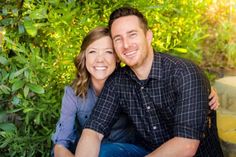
[0,123,16,132]
[12,80,25,91]
[0,111,7,122]
[0,85,11,94]
[18,24,25,34]
[23,18,37,37]
[23,85,29,98]
[0,56,8,65]
[29,7,47,20]
[27,83,44,94]
[34,113,41,125]
[13,67,28,78]
[173,48,188,53]
[12,96,20,105]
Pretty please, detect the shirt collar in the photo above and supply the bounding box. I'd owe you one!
[124,51,162,81]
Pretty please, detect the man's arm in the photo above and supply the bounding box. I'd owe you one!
[54,144,74,157]
[75,129,104,157]
[145,137,199,157]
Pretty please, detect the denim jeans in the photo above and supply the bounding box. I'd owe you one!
[99,143,150,157]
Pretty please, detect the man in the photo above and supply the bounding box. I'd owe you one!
[75,7,223,157]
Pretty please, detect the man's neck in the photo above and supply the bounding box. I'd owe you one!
[131,51,154,80]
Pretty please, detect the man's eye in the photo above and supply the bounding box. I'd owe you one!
[130,33,137,38]
[114,38,121,43]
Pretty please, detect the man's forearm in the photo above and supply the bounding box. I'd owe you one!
[145,137,200,157]
[54,144,74,157]
[75,129,104,157]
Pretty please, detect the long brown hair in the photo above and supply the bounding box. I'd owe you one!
[72,26,111,98]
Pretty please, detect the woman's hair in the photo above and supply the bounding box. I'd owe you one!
[72,26,110,98]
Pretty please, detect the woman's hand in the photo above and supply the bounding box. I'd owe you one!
[209,87,220,110]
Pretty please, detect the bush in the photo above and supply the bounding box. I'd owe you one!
[0,0,235,156]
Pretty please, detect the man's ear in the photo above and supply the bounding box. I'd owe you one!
[146,29,153,45]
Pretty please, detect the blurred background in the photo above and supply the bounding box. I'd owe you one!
[0,0,236,156]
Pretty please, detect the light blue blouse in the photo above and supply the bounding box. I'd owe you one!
[52,86,135,150]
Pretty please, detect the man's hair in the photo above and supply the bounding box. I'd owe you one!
[108,6,149,32]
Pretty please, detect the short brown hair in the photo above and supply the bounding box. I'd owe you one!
[108,7,148,32]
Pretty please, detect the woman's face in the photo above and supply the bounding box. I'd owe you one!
[86,36,117,82]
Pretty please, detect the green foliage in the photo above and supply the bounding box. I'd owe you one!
[0,0,235,156]
[200,0,236,78]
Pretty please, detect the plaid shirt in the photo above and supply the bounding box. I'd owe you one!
[85,52,223,156]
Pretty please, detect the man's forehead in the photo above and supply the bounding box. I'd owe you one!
[110,16,141,36]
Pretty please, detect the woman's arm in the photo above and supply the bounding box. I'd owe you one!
[53,86,78,156]
[208,87,219,110]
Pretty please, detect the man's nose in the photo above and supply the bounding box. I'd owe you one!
[123,38,130,49]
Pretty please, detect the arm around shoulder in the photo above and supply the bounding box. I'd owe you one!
[75,129,104,157]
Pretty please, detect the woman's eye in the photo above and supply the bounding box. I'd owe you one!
[106,51,114,54]
[88,50,96,54]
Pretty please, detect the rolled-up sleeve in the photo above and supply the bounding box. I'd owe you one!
[174,62,210,140]
[84,75,120,137]
[52,86,78,148]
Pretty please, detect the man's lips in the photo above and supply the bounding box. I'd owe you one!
[124,50,136,58]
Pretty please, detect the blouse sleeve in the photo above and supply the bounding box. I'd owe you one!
[52,86,79,149]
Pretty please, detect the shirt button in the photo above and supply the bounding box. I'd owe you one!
[153,126,157,130]
[147,106,151,110]
[140,86,144,90]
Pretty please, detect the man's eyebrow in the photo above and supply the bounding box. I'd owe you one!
[112,30,137,40]
[112,34,121,40]
[127,30,137,34]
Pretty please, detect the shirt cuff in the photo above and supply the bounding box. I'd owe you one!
[174,125,203,140]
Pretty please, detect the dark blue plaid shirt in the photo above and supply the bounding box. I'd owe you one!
[85,52,223,156]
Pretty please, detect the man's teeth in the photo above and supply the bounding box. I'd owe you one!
[125,51,136,56]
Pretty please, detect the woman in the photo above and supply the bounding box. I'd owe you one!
[52,27,135,157]
[52,26,219,156]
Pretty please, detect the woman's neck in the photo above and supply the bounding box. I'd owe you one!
[91,78,106,96]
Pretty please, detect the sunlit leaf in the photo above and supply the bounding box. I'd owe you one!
[23,18,37,37]
[173,48,188,53]
[29,7,47,20]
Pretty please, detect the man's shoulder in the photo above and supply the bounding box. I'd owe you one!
[156,52,201,72]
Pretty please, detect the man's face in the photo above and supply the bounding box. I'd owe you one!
[110,15,152,69]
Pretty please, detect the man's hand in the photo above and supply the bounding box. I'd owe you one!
[54,144,74,157]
